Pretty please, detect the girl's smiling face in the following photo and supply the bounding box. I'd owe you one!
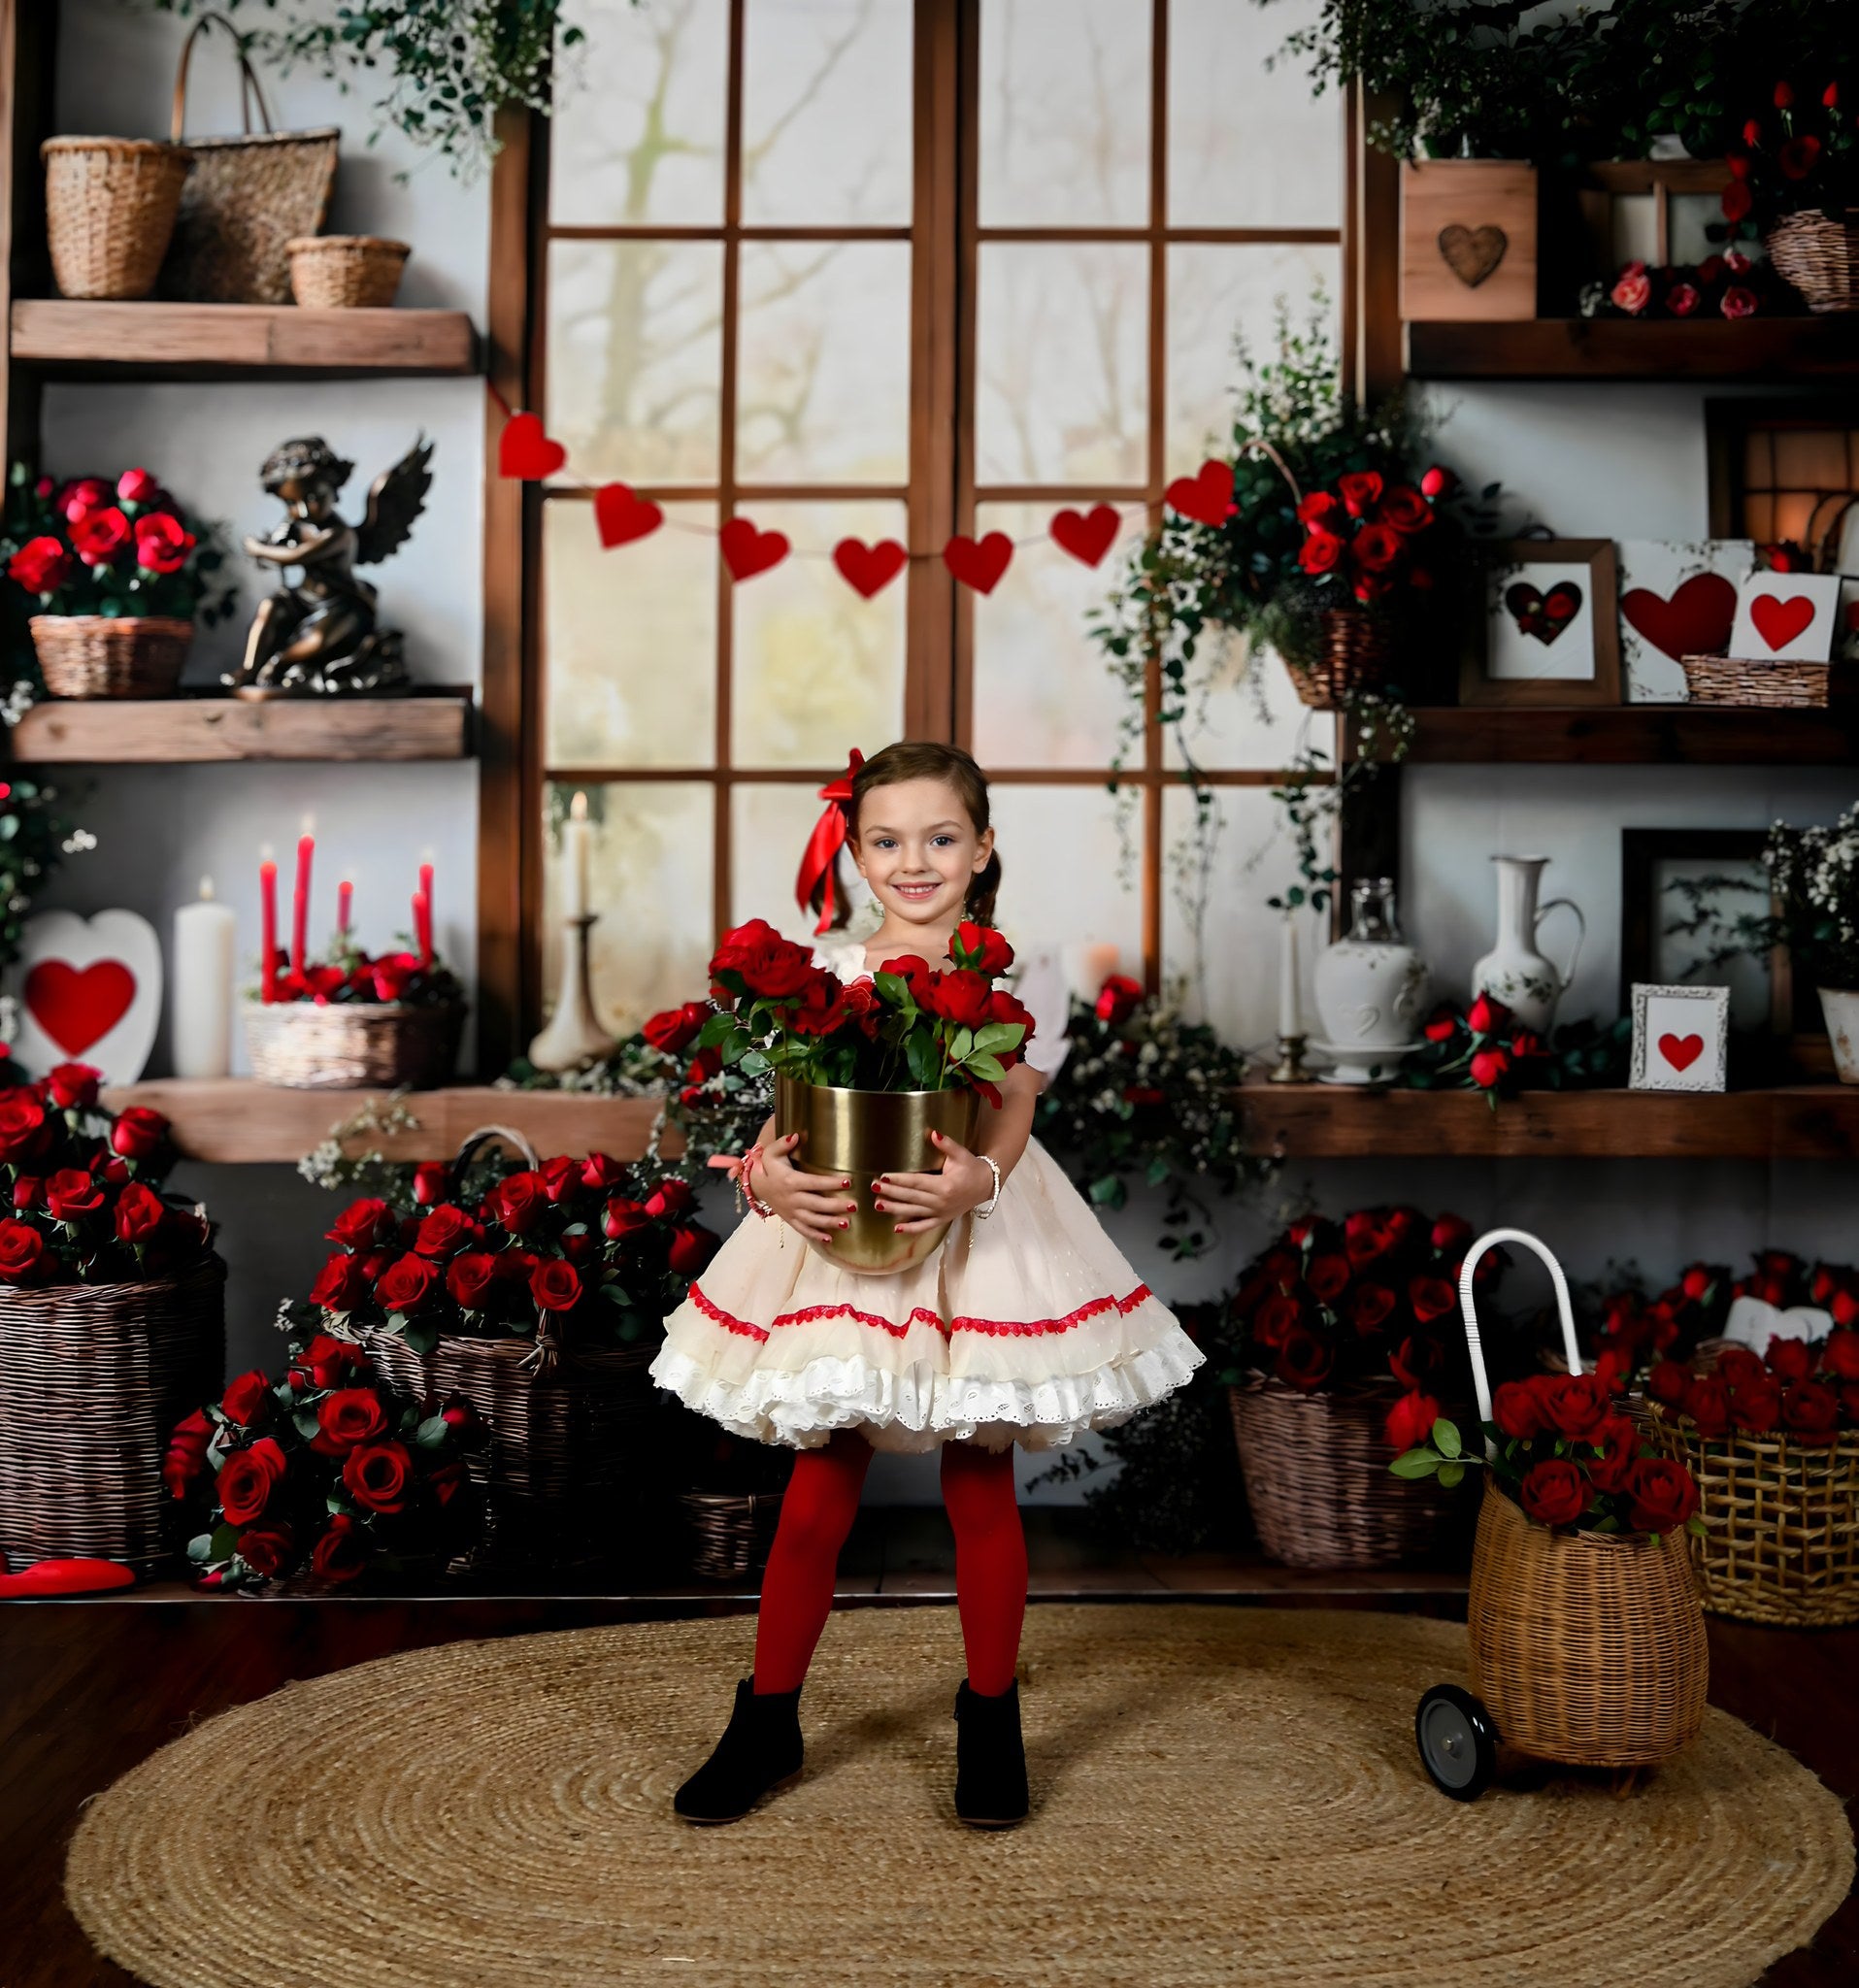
[850,777,993,933]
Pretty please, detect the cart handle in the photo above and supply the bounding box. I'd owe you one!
[1457,1227,1583,1459]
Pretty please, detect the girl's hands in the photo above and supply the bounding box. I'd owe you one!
[745,1132,857,1245]
[874,1129,996,1235]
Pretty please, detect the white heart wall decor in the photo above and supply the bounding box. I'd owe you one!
[1722,1294,1832,1355]
[10,910,162,1086]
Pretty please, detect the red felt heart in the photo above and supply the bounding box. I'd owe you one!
[1749,591,1816,652]
[1658,1032,1704,1073]
[1164,459,1235,528]
[832,537,909,599]
[719,516,790,582]
[0,1556,136,1597]
[24,958,136,1055]
[497,411,567,480]
[1049,504,1121,568]
[593,481,664,549]
[943,532,1014,595]
[1621,572,1738,662]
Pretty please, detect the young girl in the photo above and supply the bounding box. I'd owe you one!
[649,741,1203,1829]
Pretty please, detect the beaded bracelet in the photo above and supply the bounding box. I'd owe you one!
[974,1152,1003,1220]
[736,1144,776,1221]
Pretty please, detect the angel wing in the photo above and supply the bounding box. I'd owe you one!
[355,435,434,567]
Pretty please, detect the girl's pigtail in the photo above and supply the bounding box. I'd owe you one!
[966,850,1002,926]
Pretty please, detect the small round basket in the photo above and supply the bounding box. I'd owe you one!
[1467,1481,1708,1768]
[1645,1399,1859,1626]
[678,1489,787,1582]
[287,235,411,310]
[243,998,463,1090]
[31,614,193,699]
[42,136,194,299]
[1766,210,1859,315]
[1287,608,1393,711]
[1228,1376,1472,1570]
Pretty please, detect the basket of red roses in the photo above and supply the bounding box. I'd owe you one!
[1219,1206,1479,1570]
[163,1336,485,1594]
[1396,1230,1708,1800]
[1642,1273,1859,1627]
[296,1129,719,1572]
[699,916,1034,1276]
[0,1064,224,1574]
[1727,76,1859,314]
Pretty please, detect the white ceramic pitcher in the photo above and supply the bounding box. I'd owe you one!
[1470,854,1584,1035]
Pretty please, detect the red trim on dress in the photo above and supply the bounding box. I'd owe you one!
[685,1280,1154,1344]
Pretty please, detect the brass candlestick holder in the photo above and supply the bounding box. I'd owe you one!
[1268,1033,1312,1084]
[527,913,615,1073]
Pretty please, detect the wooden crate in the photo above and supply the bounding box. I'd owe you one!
[1401,160,1538,322]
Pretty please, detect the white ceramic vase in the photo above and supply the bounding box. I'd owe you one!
[1312,878,1429,1085]
[1821,987,1859,1085]
[1471,854,1585,1035]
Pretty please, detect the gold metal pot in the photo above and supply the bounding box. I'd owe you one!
[774,1075,979,1276]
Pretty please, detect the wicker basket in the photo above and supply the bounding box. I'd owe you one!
[243,999,463,1090]
[679,1489,787,1582]
[1228,1377,1472,1570]
[287,235,410,310]
[42,136,194,300]
[0,1257,226,1574]
[1287,609,1394,711]
[1767,210,1859,315]
[1680,654,1852,708]
[30,614,193,700]
[1467,1481,1708,1767]
[1645,1400,1859,1626]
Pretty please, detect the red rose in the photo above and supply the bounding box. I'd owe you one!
[8,534,74,596]
[1419,465,1455,501]
[950,920,1014,977]
[0,1093,48,1163]
[1729,1375,1781,1435]
[1716,1345,1764,1388]
[375,1253,441,1314]
[309,1251,372,1312]
[1421,1004,1458,1044]
[163,1408,215,1498]
[133,512,194,575]
[1720,180,1754,222]
[44,1062,100,1110]
[56,476,111,522]
[1831,1288,1859,1329]
[221,1370,272,1427]
[1094,974,1142,1026]
[669,1222,720,1277]
[1626,1457,1699,1534]
[785,972,849,1039]
[1645,1359,1690,1407]
[603,1198,651,1243]
[412,1162,449,1207]
[579,1152,628,1194]
[1350,1283,1396,1337]
[1390,1334,1443,1391]
[310,1512,369,1582]
[116,467,160,507]
[1338,470,1383,516]
[446,1250,498,1310]
[1821,1329,1859,1381]
[1679,1260,1713,1299]
[530,1257,582,1312]
[644,1001,710,1054]
[115,1180,169,1244]
[1519,1458,1588,1527]
[485,1171,548,1235]
[316,1387,387,1450]
[646,1177,694,1221]
[1431,1213,1472,1257]
[325,1198,391,1250]
[1666,282,1700,318]
[370,951,422,1002]
[1469,1046,1510,1090]
[1492,1380,1542,1441]
[1586,1412,1642,1494]
[745,936,815,1001]
[1540,1372,1610,1440]
[1781,1379,1841,1443]
[1384,1388,1441,1451]
[236,1524,294,1578]
[1408,1276,1455,1326]
[295,1332,368,1391]
[1378,484,1431,534]
[1765,1337,1813,1384]
[415,1205,481,1260]
[44,1167,104,1221]
[1275,1326,1334,1393]
[1299,528,1344,576]
[985,988,1036,1058]
[216,1436,287,1525]
[931,968,993,1031]
[1296,491,1340,526]
[1250,1291,1304,1349]
[1682,1375,1731,1438]
[343,1439,413,1514]
[1823,81,1840,108]
[1720,284,1758,318]
[1610,268,1651,315]
[0,1221,49,1284]
[710,916,780,979]
[1777,133,1822,181]
[1344,1209,1392,1265]
[529,1156,578,1204]
[880,954,940,1011]
[69,505,131,565]
[1306,1251,1351,1303]
[1465,993,1504,1038]
[1351,522,1403,574]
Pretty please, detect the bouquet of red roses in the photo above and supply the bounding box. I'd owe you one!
[1294,466,1455,609]
[1393,1371,1705,1538]
[0,1062,214,1287]
[1722,78,1859,236]
[1646,1329,1859,1445]
[294,1152,719,1357]
[695,916,1034,1108]
[164,1339,484,1590]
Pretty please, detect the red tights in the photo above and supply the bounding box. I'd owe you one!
[752,1433,1027,1698]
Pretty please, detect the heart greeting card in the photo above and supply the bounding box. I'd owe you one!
[1727,570,1842,664]
[1615,540,1753,702]
[1628,981,1728,1094]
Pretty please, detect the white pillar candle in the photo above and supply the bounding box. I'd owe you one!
[562,790,591,920]
[173,878,237,1078]
[1278,911,1302,1038]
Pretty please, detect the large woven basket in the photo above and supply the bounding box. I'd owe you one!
[1767,210,1859,315]
[1644,1400,1859,1626]
[679,1489,787,1582]
[1287,608,1393,711]
[0,1257,226,1574]
[243,999,462,1089]
[30,614,193,699]
[287,235,410,309]
[1467,1481,1708,1767]
[1228,1377,1472,1570]
[42,136,193,300]
[1680,654,1851,708]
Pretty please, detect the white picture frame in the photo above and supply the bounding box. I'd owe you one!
[1629,981,1729,1093]
[1726,570,1842,664]
[1615,539,1752,702]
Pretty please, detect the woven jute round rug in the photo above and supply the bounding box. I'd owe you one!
[66,1605,1850,1988]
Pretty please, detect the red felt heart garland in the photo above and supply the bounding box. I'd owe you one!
[594,481,664,548]
[1049,504,1121,568]
[719,517,790,581]
[498,411,568,480]
[944,532,1014,595]
[832,537,909,599]
[1165,458,1235,527]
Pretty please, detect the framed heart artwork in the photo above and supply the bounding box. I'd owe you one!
[1462,538,1622,708]
[1628,981,1729,1093]
[10,910,162,1085]
[1727,570,1842,664]
[1614,539,1753,702]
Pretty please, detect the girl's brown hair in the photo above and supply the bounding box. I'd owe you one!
[815,740,1001,929]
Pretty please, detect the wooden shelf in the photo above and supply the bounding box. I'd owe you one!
[1367,705,1859,767]
[1243,1083,1859,1161]
[10,301,480,379]
[1405,316,1859,381]
[8,689,475,763]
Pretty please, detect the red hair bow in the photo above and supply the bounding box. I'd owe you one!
[795,747,864,936]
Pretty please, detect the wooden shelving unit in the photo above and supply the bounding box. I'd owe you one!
[10,301,480,380]
[1405,316,1859,382]
[8,687,476,763]
[1355,705,1859,767]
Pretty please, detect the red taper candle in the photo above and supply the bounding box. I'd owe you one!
[413,889,433,968]
[259,859,279,1003]
[337,878,353,937]
[291,835,314,980]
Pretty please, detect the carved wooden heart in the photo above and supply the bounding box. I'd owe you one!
[1438,223,1508,287]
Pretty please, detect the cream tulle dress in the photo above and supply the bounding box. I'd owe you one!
[649,938,1205,1454]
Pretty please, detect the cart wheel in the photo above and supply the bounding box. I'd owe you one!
[1415,1684,1498,1802]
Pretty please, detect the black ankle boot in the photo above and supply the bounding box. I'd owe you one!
[674,1677,804,1824]
[952,1677,1029,1827]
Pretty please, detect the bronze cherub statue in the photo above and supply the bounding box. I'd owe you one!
[225,434,433,697]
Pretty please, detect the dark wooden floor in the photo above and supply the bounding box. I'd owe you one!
[4,1508,1853,1988]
